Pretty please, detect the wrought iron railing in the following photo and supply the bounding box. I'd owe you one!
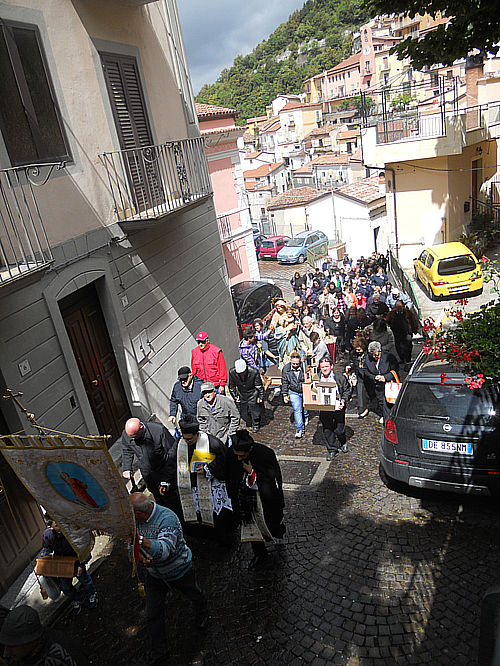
[389,250,422,321]
[99,137,212,223]
[216,213,233,241]
[0,163,61,285]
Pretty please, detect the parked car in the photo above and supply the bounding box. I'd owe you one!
[259,235,290,260]
[380,352,500,496]
[231,281,283,336]
[277,230,328,264]
[413,241,483,300]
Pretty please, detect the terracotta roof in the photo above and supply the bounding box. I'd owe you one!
[248,115,268,123]
[243,162,284,179]
[334,176,384,205]
[242,130,254,141]
[294,163,313,175]
[260,117,280,133]
[246,151,262,159]
[327,53,361,75]
[267,186,323,210]
[305,124,338,139]
[280,101,322,112]
[195,103,236,119]
[337,129,360,140]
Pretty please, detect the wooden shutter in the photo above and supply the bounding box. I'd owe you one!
[101,53,163,213]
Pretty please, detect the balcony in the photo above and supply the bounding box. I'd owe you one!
[99,137,212,229]
[0,163,61,286]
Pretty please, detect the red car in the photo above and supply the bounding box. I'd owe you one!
[258,235,289,260]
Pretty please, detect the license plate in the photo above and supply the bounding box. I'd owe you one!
[422,438,473,455]
[449,285,467,292]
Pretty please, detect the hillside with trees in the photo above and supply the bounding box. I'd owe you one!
[195,0,370,124]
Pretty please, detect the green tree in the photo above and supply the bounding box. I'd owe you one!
[362,0,500,68]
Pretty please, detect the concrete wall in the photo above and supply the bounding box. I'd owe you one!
[0,198,239,436]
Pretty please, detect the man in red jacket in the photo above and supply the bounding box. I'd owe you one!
[190,331,227,393]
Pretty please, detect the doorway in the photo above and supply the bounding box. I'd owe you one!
[0,406,45,594]
[60,284,130,441]
[471,158,482,212]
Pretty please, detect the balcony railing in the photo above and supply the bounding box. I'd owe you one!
[99,137,212,224]
[0,163,60,285]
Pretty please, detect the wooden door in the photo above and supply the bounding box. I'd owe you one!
[472,158,482,212]
[101,52,164,213]
[0,408,45,594]
[60,284,130,442]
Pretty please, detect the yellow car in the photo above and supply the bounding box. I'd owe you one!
[413,242,483,300]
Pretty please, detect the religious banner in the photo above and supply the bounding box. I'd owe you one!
[0,432,135,560]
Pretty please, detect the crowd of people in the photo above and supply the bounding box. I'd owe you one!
[0,253,423,666]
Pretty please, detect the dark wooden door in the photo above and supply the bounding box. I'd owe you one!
[60,284,130,441]
[0,408,45,594]
[100,52,164,213]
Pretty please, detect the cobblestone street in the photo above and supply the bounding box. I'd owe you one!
[52,261,500,665]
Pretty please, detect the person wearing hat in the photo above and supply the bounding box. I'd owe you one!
[0,604,87,665]
[228,359,264,433]
[225,430,285,570]
[190,332,227,394]
[196,382,239,446]
[386,286,412,310]
[169,367,203,426]
[121,418,175,503]
[363,340,399,423]
[164,417,232,541]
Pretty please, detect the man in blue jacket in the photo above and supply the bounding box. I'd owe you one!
[131,493,207,665]
[168,366,203,426]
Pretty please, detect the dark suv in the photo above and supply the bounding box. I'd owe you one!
[380,353,500,496]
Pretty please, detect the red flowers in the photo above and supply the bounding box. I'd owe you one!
[464,374,485,389]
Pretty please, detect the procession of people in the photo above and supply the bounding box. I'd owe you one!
[0,250,422,666]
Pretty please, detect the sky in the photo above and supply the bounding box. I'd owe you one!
[177,1,306,94]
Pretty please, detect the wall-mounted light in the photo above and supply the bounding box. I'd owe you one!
[476,146,483,155]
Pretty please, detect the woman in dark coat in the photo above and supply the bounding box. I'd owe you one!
[225,429,285,569]
[290,271,305,296]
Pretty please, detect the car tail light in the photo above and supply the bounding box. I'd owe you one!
[433,281,448,286]
[384,419,398,445]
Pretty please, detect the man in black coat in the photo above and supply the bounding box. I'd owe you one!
[121,418,174,503]
[363,340,399,422]
[168,366,203,426]
[228,359,264,433]
[317,356,351,461]
[225,430,285,569]
[365,293,389,323]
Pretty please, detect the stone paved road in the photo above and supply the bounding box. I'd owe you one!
[51,262,500,665]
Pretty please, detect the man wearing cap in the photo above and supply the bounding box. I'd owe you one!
[190,332,227,393]
[131,492,207,665]
[228,359,264,433]
[386,286,412,310]
[0,604,86,665]
[121,418,174,503]
[196,383,239,446]
[169,367,203,426]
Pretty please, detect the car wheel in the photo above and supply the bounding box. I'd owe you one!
[414,268,419,284]
[379,462,402,493]
[298,254,305,264]
[427,282,436,301]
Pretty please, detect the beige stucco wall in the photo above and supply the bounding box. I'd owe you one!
[0,0,194,245]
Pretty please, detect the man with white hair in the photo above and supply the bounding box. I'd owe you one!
[228,359,264,432]
[386,286,412,310]
[363,340,399,423]
[298,316,324,356]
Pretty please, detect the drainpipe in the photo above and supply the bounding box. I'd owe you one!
[360,127,399,259]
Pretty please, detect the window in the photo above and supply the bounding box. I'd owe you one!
[366,61,371,73]
[0,19,70,166]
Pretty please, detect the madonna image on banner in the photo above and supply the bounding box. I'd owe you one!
[45,462,108,511]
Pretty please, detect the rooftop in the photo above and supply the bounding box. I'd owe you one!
[267,186,323,210]
[334,176,384,205]
[195,103,237,119]
[327,53,361,75]
[243,162,284,179]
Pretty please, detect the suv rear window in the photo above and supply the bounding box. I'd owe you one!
[399,382,500,426]
[437,255,476,275]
